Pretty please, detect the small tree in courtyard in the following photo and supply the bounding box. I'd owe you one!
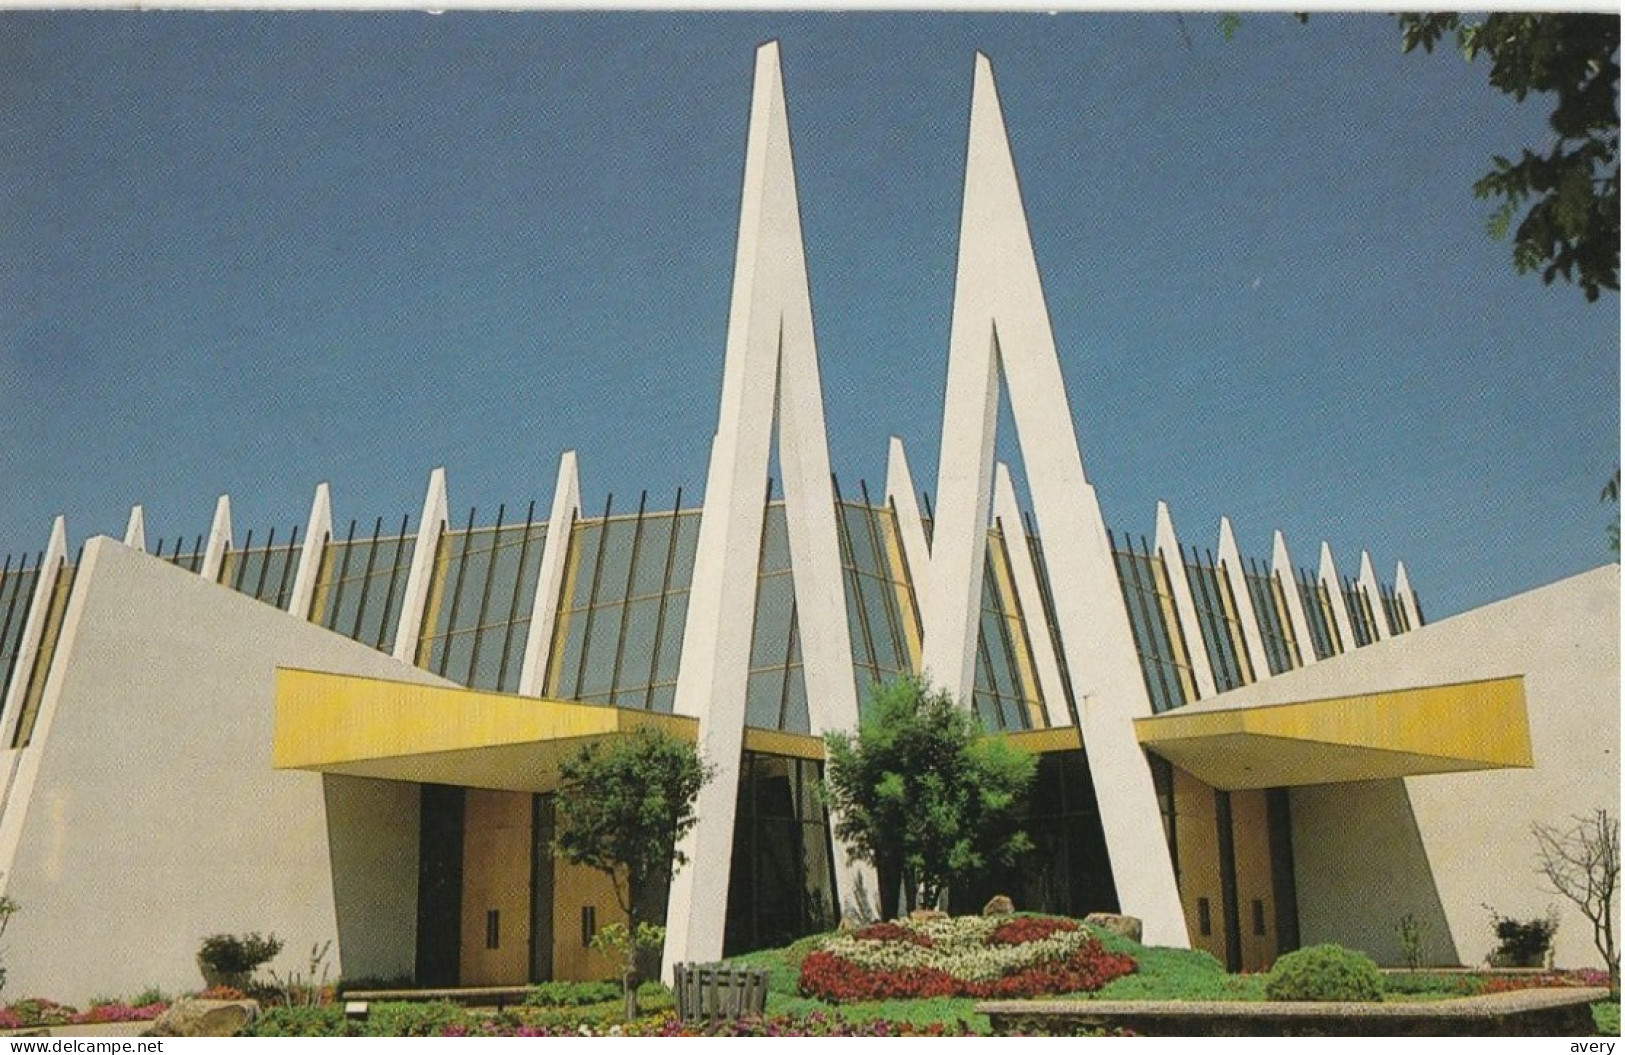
[1533,807,1620,993]
[555,724,711,1019]
[821,677,1037,918]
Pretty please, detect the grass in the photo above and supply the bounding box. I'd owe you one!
[725,920,1620,1036]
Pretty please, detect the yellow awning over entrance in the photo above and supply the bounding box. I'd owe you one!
[272,667,819,792]
[1133,676,1532,790]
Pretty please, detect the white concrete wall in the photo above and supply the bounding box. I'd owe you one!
[1,538,450,1002]
[1239,566,1620,969]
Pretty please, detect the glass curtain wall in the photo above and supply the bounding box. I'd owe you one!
[547,494,699,714]
[1293,569,1341,660]
[417,504,549,693]
[722,752,838,955]
[1110,531,1198,714]
[1182,548,1254,693]
[308,516,417,655]
[1243,560,1301,676]
[0,555,43,706]
[219,526,304,610]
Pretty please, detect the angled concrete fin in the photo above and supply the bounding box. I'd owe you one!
[1271,529,1317,666]
[1156,502,1217,699]
[287,483,334,619]
[0,517,69,748]
[200,496,234,583]
[885,436,933,626]
[1359,550,1391,640]
[919,53,1185,946]
[664,41,867,976]
[123,506,146,552]
[1217,516,1270,682]
[518,452,582,696]
[1395,560,1422,630]
[1318,541,1355,653]
[392,468,450,664]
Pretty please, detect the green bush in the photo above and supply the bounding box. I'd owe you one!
[1264,944,1385,1002]
[244,1004,349,1037]
[524,980,622,1007]
[199,933,283,976]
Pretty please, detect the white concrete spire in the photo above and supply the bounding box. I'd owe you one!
[287,483,333,619]
[122,506,146,552]
[1155,502,1216,700]
[1358,550,1392,640]
[1217,516,1269,682]
[1270,529,1318,666]
[664,41,865,975]
[1317,541,1355,654]
[200,496,233,583]
[919,53,1186,947]
[391,468,450,664]
[1395,560,1422,630]
[884,436,933,623]
[517,451,582,697]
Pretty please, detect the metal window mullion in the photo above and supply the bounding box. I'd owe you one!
[1122,545,1174,713]
[1134,537,1184,711]
[991,519,1042,721]
[1135,538,1183,712]
[1027,524,1080,727]
[606,493,648,703]
[495,502,539,694]
[645,488,685,703]
[273,526,301,608]
[886,496,926,659]
[858,480,906,672]
[570,493,616,699]
[464,505,509,687]
[1213,552,1254,685]
[776,594,799,731]
[971,596,1005,731]
[323,520,359,630]
[245,526,268,591]
[374,514,413,651]
[1149,541,1199,700]
[436,507,480,679]
[1184,548,1223,688]
[349,518,386,642]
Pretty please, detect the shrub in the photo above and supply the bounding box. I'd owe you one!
[524,980,622,1007]
[1486,906,1560,967]
[1264,944,1385,1002]
[199,932,283,977]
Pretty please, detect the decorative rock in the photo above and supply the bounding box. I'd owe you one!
[982,895,1015,916]
[1084,912,1143,944]
[838,912,862,933]
[909,908,948,923]
[143,999,259,1038]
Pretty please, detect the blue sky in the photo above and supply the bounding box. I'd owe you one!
[0,11,1617,620]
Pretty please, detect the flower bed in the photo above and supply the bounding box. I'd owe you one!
[798,914,1135,1002]
[0,998,170,1030]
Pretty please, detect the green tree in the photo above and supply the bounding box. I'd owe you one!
[821,677,1037,918]
[554,724,711,1018]
[1397,13,1619,301]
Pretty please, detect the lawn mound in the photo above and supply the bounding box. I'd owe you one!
[798,915,1136,1002]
